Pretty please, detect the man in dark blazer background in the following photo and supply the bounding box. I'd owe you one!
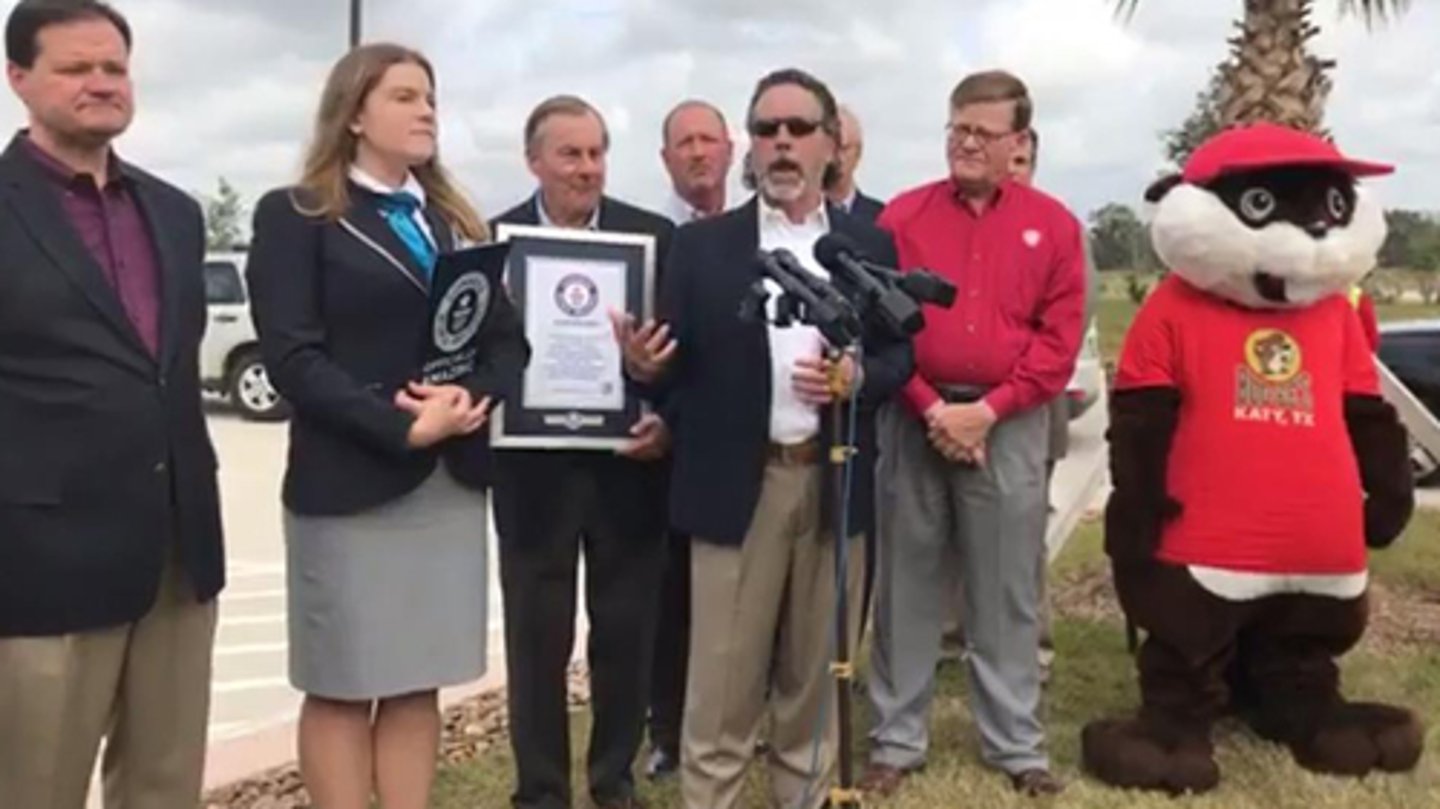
[491,94,674,809]
[617,69,913,809]
[828,105,885,223]
[0,2,224,808]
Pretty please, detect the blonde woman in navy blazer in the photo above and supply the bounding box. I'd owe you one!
[246,43,527,809]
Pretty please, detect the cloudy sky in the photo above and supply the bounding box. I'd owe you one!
[2,0,1436,233]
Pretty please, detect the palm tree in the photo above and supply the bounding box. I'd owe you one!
[1116,0,1411,132]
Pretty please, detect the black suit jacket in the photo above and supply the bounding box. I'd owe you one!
[246,184,529,516]
[488,195,675,524]
[648,198,913,545]
[847,189,885,224]
[0,135,224,636]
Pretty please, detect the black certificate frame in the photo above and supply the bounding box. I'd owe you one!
[490,223,656,450]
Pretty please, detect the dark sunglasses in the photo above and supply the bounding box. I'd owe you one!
[749,117,822,139]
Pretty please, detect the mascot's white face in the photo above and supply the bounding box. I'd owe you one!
[1148,166,1386,310]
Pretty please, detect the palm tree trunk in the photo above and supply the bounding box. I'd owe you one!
[1216,0,1333,132]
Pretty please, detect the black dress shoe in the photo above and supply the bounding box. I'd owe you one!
[644,747,679,780]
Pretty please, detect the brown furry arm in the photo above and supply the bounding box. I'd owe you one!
[1104,387,1182,563]
[1345,393,1414,548]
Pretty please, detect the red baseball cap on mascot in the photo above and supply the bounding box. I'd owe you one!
[1182,122,1394,184]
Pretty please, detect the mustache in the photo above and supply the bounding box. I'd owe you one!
[765,158,802,175]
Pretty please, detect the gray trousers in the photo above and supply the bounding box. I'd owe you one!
[866,401,1050,774]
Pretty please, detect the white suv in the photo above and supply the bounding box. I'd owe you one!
[201,252,288,421]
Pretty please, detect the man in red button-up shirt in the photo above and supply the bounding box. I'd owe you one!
[862,70,1085,800]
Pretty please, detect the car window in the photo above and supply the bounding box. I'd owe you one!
[204,261,246,305]
[1379,332,1440,370]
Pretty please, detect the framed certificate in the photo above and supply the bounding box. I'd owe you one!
[490,224,656,449]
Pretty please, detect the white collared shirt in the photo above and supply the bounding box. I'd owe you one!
[348,165,437,247]
[535,192,601,230]
[758,195,831,445]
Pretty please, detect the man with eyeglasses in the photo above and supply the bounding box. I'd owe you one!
[614,68,913,809]
[860,70,1086,799]
[828,105,884,223]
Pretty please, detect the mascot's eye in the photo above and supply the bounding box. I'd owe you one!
[1326,187,1351,220]
[1239,187,1277,223]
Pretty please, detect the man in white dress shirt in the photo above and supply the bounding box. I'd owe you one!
[659,99,733,224]
[615,68,913,809]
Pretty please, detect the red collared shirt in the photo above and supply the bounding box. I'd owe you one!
[878,178,1087,419]
[23,137,162,356]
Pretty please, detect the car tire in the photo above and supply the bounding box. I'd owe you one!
[227,349,289,422]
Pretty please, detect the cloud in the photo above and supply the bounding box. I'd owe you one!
[0,0,1434,236]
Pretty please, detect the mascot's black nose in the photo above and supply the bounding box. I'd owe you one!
[1305,221,1330,238]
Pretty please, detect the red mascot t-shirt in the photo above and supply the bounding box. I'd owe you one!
[1114,275,1379,575]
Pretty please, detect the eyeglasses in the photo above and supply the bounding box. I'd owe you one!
[749,117,822,139]
[946,123,1014,146]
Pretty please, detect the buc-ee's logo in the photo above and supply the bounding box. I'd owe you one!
[554,273,599,317]
[1234,328,1314,427]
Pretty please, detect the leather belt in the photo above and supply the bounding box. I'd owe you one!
[767,438,821,466]
[937,384,989,404]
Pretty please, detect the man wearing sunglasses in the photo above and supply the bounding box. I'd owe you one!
[861,71,1086,799]
[614,68,913,809]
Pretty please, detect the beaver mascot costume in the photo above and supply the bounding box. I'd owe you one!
[1080,122,1423,795]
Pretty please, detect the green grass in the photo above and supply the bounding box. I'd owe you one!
[432,518,1440,808]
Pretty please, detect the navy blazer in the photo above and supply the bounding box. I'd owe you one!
[646,198,914,545]
[0,135,224,635]
[246,184,529,516]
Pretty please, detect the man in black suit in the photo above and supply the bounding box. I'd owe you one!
[0,3,224,808]
[492,94,674,809]
[828,105,885,223]
[617,69,913,809]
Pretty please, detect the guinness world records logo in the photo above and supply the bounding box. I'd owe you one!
[433,271,490,352]
[554,273,600,317]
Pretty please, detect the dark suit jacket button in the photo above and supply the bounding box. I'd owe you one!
[154,461,167,474]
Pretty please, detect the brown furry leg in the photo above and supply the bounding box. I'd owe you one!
[1081,560,1237,795]
[1239,592,1425,776]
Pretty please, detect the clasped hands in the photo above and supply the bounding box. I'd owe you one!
[923,400,997,466]
[395,382,491,449]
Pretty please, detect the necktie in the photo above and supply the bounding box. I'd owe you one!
[375,192,437,281]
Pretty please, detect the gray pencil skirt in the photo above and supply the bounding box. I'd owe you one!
[284,468,488,701]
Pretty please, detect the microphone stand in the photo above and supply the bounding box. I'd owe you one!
[825,342,864,809]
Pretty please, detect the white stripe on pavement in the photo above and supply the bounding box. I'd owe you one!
[212,676,290,695]
[215,641,288,656]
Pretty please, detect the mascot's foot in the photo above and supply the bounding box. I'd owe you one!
[1081,717,1220,795]
[1291,702,1425,777]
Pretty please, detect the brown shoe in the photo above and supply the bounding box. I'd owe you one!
[1010,768,1064,797]
[857,762,916,799]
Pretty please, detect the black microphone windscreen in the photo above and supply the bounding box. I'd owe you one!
[813,232,861,269]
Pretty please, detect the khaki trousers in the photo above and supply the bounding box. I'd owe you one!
[682,459,865,809]
[0,556,218,809]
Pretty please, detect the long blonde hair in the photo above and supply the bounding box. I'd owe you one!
[294,43,487,242]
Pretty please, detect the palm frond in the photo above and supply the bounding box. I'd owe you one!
[1117,1,1413,26]
[1110,0,1142,22]
[1338,0,1412,28]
